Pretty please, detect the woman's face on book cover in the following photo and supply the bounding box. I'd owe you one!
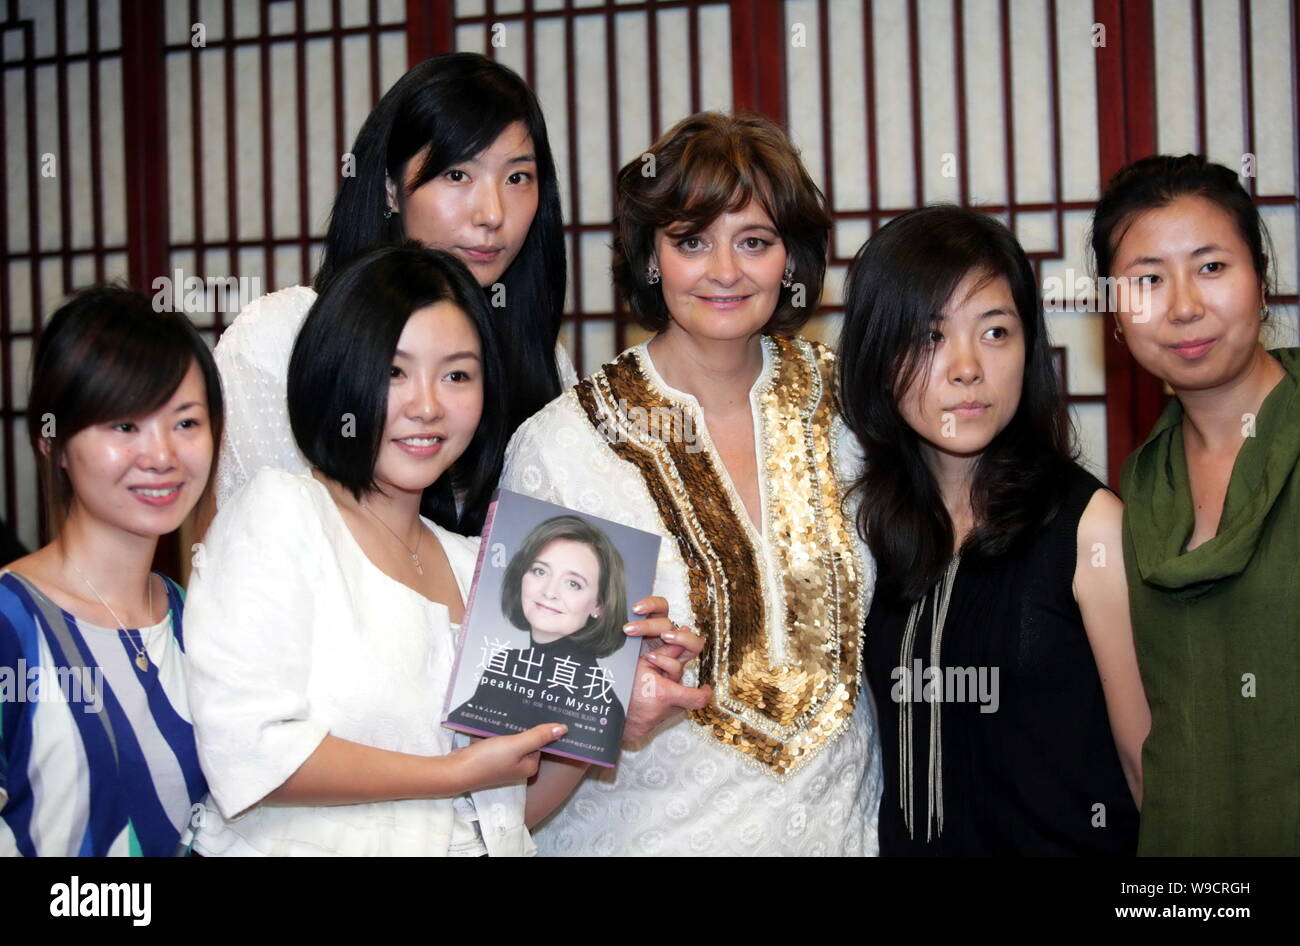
[521,538,603,644]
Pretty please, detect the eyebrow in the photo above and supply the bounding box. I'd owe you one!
[931,308,1017,320]
[533,559,589,583]
[1123,245,1228,268]
[173,402,204,412]
[392,348,481,361]
[461,152,536,166]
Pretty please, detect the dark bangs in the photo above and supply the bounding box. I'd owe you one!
[838,205,1073,603]
[28,285,224,539]
[289,244,506,533]
[613,111,830,334]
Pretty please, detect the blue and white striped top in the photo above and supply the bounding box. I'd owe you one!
[0,570,206,856]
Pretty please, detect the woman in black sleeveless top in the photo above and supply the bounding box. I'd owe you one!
[838,206,1149,855]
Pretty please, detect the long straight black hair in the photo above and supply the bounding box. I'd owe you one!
[838,205,1074,603]
[314,52,566,444]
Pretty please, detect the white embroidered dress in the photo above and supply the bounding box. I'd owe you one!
[213,285,581,508]
[502,337,883,857]
[184,468,534,857]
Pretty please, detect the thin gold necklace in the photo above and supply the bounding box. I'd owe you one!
[360,501,425,575]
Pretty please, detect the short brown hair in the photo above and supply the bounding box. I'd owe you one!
[500,515,629,659]
[612,111,831,334]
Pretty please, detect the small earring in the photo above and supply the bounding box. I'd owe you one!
[1261,304,1270,321]
[646,263,661,285]
[781,265,794,288]
[383,206,394,220]
[1113,325,1125,343]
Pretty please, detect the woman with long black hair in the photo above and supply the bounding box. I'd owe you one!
[210,52,571,535]
[839,206,1148,855]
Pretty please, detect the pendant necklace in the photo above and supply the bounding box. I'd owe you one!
[68,557,154,672]
[362,501,425,575]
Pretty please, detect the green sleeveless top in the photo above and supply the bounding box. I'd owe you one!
[1121,347,1299,856]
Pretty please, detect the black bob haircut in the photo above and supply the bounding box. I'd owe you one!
[837,205,1074,603]
[313,52,566,439]
[288,244,506,533]
[28,284,225,542]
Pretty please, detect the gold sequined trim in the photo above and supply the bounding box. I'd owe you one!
[574,336,864,778]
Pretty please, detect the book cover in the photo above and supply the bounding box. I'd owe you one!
[443,489,661,767]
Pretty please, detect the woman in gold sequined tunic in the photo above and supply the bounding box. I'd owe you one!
[501,113,882,856]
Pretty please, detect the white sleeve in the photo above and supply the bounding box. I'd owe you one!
[184,471,331,819]
[554,341,581,389]
[500,400,577,507]
[212,290,314,508]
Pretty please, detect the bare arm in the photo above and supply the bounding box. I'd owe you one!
[1073,489,1151,808]
[525,756,589,828]
[263,724,565,811]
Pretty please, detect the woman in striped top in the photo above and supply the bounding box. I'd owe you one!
[0,286,224,856]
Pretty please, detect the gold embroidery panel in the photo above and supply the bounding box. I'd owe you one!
[573,338,863,777]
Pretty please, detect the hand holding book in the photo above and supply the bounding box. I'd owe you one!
[446,723,570,793]
[622,596,712,745]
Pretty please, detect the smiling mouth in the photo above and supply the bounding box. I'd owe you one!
[531,601,561,615]
[396,436,443,446]
[1170,337,1216,359]
[129,485,181,498]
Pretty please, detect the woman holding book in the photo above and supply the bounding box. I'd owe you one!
[185,246,697,857]
[1095,154,1298,855]
[451,515,629,749]
[207,52,575,537]
[501,112,881,856]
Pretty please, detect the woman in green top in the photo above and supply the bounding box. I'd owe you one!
[1092,154,1298,856]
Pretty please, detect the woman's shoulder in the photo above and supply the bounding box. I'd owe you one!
[214,285,317,368]
[207,468,330,547]
[509,387,590,445]
[0,567,39,632]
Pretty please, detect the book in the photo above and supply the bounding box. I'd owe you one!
[443,489,662,767]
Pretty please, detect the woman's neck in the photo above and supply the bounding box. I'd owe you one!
[646,328,765,414]
[314,470,424,541]
[1177,345,1285,453]
[921,443,978,549]
[53,504,158,607]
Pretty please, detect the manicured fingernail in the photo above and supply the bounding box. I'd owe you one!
[623,622,639,634]
[552,725,567,738]
[632,602,649,614]
[663,630,676,642]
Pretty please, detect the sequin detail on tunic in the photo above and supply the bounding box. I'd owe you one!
[574,336,864,777]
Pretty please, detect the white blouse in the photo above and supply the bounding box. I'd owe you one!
[212,285,581,509]
[502,340,883,857]
[184,468,534,856]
